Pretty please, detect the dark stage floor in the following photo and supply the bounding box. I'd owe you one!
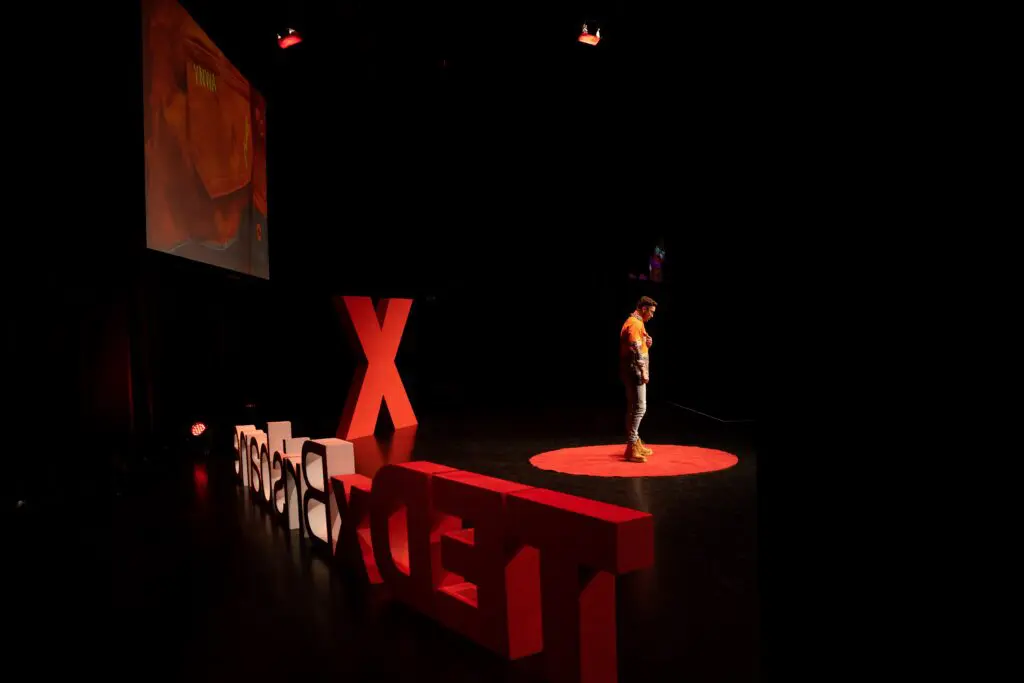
[14,400,758,682]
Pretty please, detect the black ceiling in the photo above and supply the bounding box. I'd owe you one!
[157,1,772,292]
[176,1,761,103]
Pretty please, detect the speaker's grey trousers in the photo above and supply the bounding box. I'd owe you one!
[625,382,647,445]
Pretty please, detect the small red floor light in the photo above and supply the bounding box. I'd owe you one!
[193,463,209,491]
[278,28,302,49]
[578,24,601,46]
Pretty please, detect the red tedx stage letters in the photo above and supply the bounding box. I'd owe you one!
[238,438,653,683]
[321,461,653,683]
[335,296,417,440]
[369,462,464,617]
[506,489,655,683]
[330,473,382,584]
[432,470,543,660]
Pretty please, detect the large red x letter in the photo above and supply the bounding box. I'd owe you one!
[336,296,417,440]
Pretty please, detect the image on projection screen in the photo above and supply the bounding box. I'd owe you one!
[142,0,269,279]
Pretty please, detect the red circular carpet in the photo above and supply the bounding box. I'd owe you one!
[529,444,738,478]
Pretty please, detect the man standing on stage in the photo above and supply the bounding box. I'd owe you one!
[621,296,657,462]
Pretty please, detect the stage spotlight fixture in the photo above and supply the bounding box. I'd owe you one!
[191,421,207,437]
[578,24,601,46]
[277,28,302,49]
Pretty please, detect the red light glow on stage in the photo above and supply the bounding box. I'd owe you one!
[351,427,416,479]
[578,24,601,46]
[191,422,207,436]
[530,444,738,477]
[277,29,302,49]
[193,463,208,497]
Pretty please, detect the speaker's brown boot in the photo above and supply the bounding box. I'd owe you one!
[624,441,647,462]
[636,438,653,456]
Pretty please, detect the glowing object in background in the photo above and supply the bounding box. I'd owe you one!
[578,24,601,46]
[649,246,665,283]
[277,28,302,49]
[191,421,207,437]
[193,463,209,496]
